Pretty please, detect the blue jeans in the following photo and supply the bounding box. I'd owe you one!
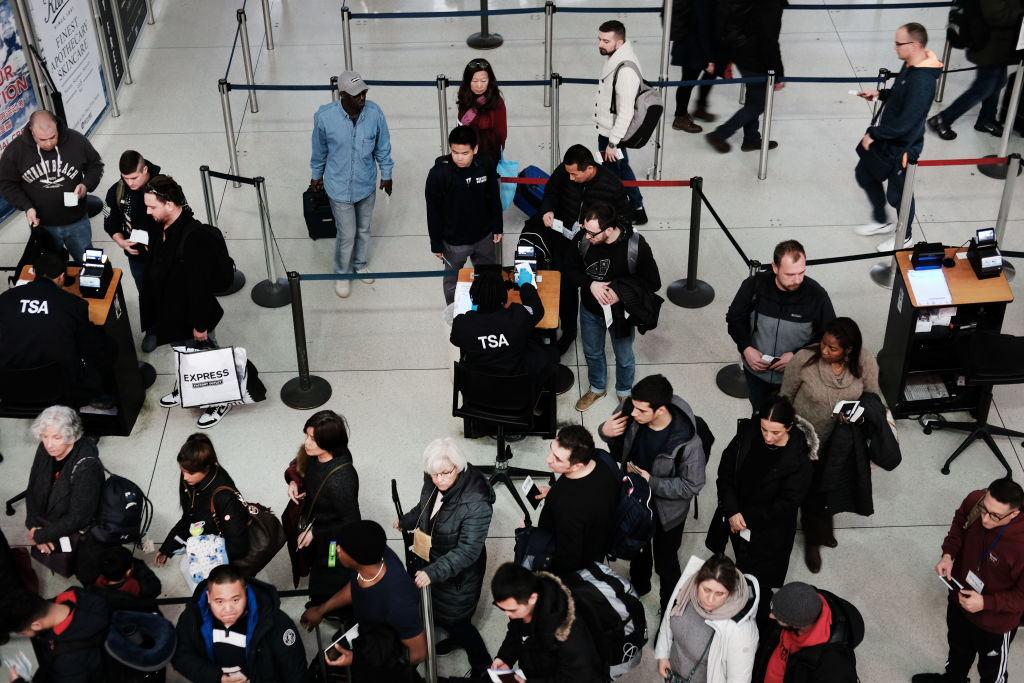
[580,305,635,396]
[940,64,1008,127]
[598,135,643,211]
[43,214,93,264]
[714,69,767,144]
[329,191,376,274]
[854,157,915,239]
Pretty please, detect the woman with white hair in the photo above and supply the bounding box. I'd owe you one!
[25,405,103,577]
[395,438,495,678]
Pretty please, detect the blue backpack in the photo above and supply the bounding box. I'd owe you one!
[595,449,655,561]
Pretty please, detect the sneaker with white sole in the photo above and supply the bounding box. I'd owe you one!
[197,403,232,429]
[876,235,914,252]
[159,389,180,408]
[356,268,375,284]
[855,222,894,236]
[335,279,351,298]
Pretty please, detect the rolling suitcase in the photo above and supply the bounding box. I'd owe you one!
[303,185,336,240]
[513,165,548,217]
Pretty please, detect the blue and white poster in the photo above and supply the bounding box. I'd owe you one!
[0,0,39,222]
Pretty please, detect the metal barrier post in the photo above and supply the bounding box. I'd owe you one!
[738,83,745,105]
[109,0,133,84]
[436,75,449,157]
[260,0,274,50]
[280,271,332,409]
[716,259,760,399]
[88,0,120,117]
[995,153,1021,281]
[870,159,917,289]
[872,68,889,120]
[651,0,672,181]
[550,73,561,171]
[421,585,438,683]
[237,9,259,114]
[330,76,339,102]
[199,165,217,226]
[467,0,503,49]
[340,7,353,71]
[979,60,1024,179]
[218,79,240,186]
[667,177,715,308]
[251,176,291,308]
[935,39,952,102]
[757,71,775,180]
[543,1,554,108]
[144,0,154,24]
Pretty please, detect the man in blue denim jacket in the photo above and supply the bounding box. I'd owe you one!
[311,71,394,298]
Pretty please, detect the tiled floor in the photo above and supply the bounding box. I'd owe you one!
[0,0,1022,680]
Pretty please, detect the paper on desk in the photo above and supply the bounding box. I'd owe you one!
[907,269,952,306]
[453,281,473,317]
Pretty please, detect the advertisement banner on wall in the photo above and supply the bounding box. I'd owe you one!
[0,0,39,222]
[96,0,146,88]
[28,0,107,134]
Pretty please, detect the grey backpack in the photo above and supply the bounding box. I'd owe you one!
[610,61,664,149]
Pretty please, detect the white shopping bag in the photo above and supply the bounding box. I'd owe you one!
[175,346,243,408]
[180,534,229,592]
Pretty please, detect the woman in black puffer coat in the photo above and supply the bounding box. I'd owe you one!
[397,438,495,678]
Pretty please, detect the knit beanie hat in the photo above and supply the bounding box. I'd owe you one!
[337,520,387,565]
[770,582,822,627]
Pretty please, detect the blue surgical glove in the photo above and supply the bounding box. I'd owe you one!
[516,267,533,287]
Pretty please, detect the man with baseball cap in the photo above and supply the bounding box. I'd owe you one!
[311,70,394,298]
[299,520,427,679]
[751,581,863,682]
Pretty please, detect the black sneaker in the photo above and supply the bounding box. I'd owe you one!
[741,139,778,152]
[631,577,652,597]
[928,115,957,140]
[632,207,648,226]
[974,120,1003,137]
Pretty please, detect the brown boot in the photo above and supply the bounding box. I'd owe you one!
[805,544,822,573]
[672,114,702,133]
[692,106,717,122]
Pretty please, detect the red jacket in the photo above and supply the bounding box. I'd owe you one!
[458,97,507,163]
[941,489,1024,634]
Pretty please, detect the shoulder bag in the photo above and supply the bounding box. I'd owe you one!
[211,486,286,576]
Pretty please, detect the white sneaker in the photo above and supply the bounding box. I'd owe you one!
[197,404,232,429]
[855,222,894,236]
[876,235,914,252]
[159,389,180,408]
[356,268,374,284]
[335,279,351,298]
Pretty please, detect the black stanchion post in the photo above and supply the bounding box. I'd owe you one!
[218,79,241,187]
[251,176,291,308]
[340,7,353,71]
[543,1,554,108]
[872,68,888,120]
[667,177,715,308]
[979,59,1024,180]
[467,0,503,49]
[280,272,332,409]
[330,76,339,102]
[715,259,759,400]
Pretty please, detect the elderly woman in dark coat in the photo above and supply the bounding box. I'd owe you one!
[25,405,103,579]
[396,438,495,677]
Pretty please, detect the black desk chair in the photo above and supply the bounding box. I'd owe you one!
[923,332,1024,476]
[452,362,554,524]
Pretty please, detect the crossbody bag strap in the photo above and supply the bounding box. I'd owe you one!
[209,485,244,535]
[684,632,715,681]
[304,462,352,518]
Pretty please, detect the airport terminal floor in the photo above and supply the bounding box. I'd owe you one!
[1,0,1023,680]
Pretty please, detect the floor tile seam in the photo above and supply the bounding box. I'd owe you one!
[990,400,1024,469]
[140,408,173,500]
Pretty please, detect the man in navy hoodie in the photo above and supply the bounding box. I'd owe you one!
[852,22,943,252]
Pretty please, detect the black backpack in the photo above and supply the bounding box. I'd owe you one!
[90,468,154,545]
[595,449,654,562]
[567,562,647,679]
[947,0,989,50]
[175,221,235,293]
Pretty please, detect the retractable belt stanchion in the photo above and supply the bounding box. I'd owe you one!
[436,75,449,157]
[758,70,776,180]
[260,0,274,50]
[87,0,119,117]
[979,59,1024,179]
[870,158,917,289]
[651,0,672,181]
[109,0,133,85]
[716,260,759,400]
[421,585,438,683]
[237,9,259,114]
[281,272,332,409]
[550,73,561,172]
[330,76,339,102]
[995,153,1021,281]
[873,68,889,120]
[340,7,353,71]
[935,39,952,102]
[251,176,291,308]
[543,1,554,108]
[467,0,503,49]
[667,177,715,308]
[199,166,217,226]
[218,79,241,187]
[144,0,154,24]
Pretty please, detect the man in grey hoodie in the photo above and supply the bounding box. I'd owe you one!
[0,110,104,264]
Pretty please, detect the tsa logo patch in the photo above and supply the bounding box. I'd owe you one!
[283,628,296,646]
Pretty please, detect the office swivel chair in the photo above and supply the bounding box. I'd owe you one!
[923,331,1024,476]
[452,362,555,524]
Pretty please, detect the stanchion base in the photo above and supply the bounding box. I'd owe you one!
[667,279,715,309]
[138,362,156,390]
[216,269,247,297]
[280,375,332,410]
[1003,260,1015,282]
[555,364,574,395]
[978,155,1022,179]
[870,262,894,289]
[716,363,748,399]
[467,32,503,49]
[251,278,292,308]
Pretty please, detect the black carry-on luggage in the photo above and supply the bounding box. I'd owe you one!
[304,185,336,240]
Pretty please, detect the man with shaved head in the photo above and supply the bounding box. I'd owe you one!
[0,110,104,264]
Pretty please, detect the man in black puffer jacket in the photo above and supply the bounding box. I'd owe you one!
[491,563,606,682]
[752,581,863,682]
